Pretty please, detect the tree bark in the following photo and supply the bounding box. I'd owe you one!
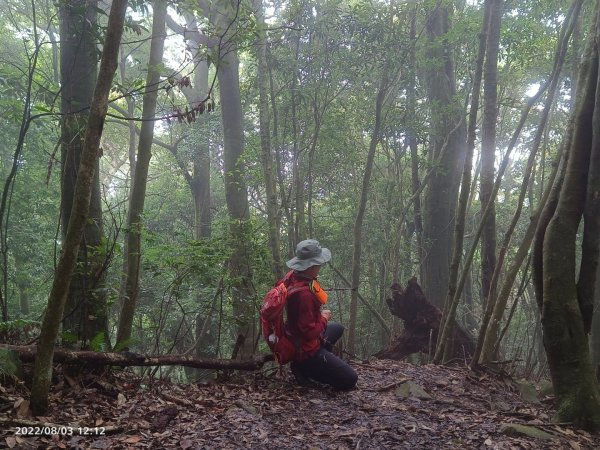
[540,5,600,428]
[478,0,582,364]
[479,0,502,310]
[435,81,546,363]
[210,5,256,358]
[14,255,30,316]
[170,13,213,241]
[591,264,600,368]
[435,0,489,364]
[3,344,272,371]
[291,28,306,243]
[29,0,129,415]
[116,0,168,347]
[255,0,283,279]
[376,278,474,361]
[422,4,467,308]
[346,76,388,354]
[59,0,108,346]
[408,6,423,277]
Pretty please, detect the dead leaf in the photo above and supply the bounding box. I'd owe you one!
[13,397,24,408]
[569,441,581,450]
[117,393,127,406]
[16,399,31,418]
[123,436,141,444]
[180,439,193,449]
[91,438,111,449]
[484,438,493,446]
[5,437,16,449]
[257,428,269,440]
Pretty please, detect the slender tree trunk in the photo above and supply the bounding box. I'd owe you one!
[165,13,212,241]
[478,0,582,363]
[572,12,581,107]
[14,255,29,315]
[408,7,423,276]
[30,0,128,415]
[483,148,564,361]
[291,30,305,243]
[48,23,59,84]
[479,0,502,310]
[167,14,214,374]
[434,0,489,363]
[119,46,138,180]
[116,0,167,347]
[59,0,108,346]
[578,63,600,335]
[591,264,600,367]
[436,78,548,363]
[219,48,255,358]
[540,5,600,427]
[422,5,467,308]
[347,75,389,354]
[116,46,136,328]
[255,0,283,279]
[268,46,294,256]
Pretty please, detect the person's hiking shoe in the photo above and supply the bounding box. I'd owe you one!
[290,362,317,388]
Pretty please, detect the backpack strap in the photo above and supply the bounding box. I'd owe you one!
[281,270,311,296]
[287,284,310,296]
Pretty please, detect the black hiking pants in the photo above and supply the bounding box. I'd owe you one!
[292,323,358,390]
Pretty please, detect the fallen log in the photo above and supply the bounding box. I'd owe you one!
[0,344,273,370]
[375,277,474,361]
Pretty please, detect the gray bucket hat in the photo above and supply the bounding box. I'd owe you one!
[286,239,332,271]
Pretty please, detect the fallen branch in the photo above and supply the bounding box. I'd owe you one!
[0,344,273,371]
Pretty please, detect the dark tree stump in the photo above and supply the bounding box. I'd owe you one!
[375,277,474,361]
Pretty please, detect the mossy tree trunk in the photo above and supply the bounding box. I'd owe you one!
[477,0,583,364]
[30,0,128,415]
[537,2,600,429]
[59,0,108,347]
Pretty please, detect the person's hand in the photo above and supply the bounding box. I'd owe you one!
[321,310,332,321]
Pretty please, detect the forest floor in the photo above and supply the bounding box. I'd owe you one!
[1,358,599,449]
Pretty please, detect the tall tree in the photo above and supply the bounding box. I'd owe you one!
[30,0,129,414]
[408,6,423,276]
[116,0,168,347]
[421,3,467,308]
[59,0,108,346]
[165,11,216,375]
[479,0,502,309]
[166,12,213,241]
[197,0,255,357]
[347,73,393,354]
[477,0,583,364]
[535,2,600,428]
[435,0,490,363]
[254,0,283,279]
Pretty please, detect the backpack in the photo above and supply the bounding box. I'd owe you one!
[260,271,309,365]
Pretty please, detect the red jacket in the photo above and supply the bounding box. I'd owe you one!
[284,272,328,359]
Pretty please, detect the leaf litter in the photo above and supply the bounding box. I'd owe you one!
[1,359,598,449]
